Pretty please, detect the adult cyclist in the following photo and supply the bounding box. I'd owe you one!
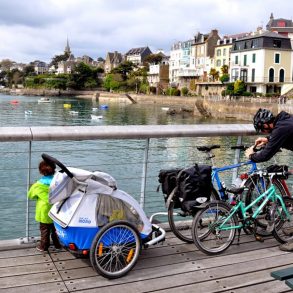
[245,108,293,251]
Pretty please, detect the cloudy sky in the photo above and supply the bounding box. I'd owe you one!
[0,0,292,63]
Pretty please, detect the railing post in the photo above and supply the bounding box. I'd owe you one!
[140,138,150,209]
[232,136,242,183]
[26,141,32,241]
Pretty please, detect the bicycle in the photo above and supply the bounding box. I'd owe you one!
[191,170,293,255]
[167,144,290,243]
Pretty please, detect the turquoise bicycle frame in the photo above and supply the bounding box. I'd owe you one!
[218,184,291,231]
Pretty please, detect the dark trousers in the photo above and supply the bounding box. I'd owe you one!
[39,223,61,251]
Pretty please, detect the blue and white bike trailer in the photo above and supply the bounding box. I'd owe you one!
[42,154,165,279]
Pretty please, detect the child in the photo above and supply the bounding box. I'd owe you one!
[28,159,61,252]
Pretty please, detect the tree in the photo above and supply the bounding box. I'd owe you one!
[234,80,246,95]
[50,52,70,69]
[0,59,13,71]
[103,73,123,91]
[209,68,219,81]
[221,65,229,75]
[111,61,135,80]
[144,54,163,64]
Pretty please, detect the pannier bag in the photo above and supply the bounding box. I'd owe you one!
[176,164,212,212]
[158,168,182,201]
[158,164,212,212]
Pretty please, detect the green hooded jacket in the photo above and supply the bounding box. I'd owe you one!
[28,178,53,224]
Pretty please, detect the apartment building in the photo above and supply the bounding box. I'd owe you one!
[230,31,292,94]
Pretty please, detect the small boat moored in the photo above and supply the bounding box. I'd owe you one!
[91,114,103,120]
[69,111,79,115]
[38,97,51,103]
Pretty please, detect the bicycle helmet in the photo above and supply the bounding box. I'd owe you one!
[253,108,274,132]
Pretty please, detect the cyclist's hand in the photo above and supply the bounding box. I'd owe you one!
[245,146,255,159]
[255,137,268,147]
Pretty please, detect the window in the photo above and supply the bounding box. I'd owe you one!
[240,69,247,82]
[277,21,286,27]
[216,49,221,56]
[252,53,256,63]
[273,40,282,48]
[269,68,274,82]
[216,60,221,67]
[223,59,226,65]
[251,39,258,48]
[275,53,280,63]
[235,55,238,64]
[223,48,226,56]
[279,69,285,82]
[243,55,247,66]
[251,68,255,82]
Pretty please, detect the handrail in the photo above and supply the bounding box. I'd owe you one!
[0,124,258,245]
[0,124,255,141]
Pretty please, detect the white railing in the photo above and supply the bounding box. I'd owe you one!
[0,124,259,245]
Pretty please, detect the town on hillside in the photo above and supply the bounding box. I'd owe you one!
[0,13,293,98]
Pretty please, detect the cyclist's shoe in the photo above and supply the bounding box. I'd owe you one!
[279,242,293,252]
[282,227,293,237]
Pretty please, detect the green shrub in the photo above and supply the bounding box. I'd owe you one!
[181,87,189,96]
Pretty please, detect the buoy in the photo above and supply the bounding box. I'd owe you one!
[63,103,71,109]
[10,100,19,104]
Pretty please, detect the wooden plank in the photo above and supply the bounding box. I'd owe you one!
[0,271,62,289]
[222,280,291,293]
[140,264,293,293]
[0,254,51,268]
[0,262,56,277]
[271,267,293,280]
[63,249,290,291]
[0,281,68,293]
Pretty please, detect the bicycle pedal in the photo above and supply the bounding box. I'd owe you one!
[255,235,264,242]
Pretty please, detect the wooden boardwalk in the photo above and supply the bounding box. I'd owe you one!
[0,232,292,293]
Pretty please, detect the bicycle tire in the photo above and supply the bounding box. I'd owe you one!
[90,220,141,279]
[244,175,289,236]
[192,201,237,255]
[272,197,293,244]
[168,188,219,243]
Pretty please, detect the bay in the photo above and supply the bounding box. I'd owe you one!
[0,93,291,240]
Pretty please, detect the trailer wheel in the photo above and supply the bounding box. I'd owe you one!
[90,220,141,279]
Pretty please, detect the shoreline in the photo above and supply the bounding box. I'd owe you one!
[1,88,292,122]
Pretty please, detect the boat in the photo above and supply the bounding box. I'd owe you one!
[161,107,170,111]
[10,100,19,105]
[92,107,98,111]
[63,103,72,109]
[91,114,103,120]
[24,110,33,115]
[69,111,79,115]
[100,104,109,110]
[38,97,51,103]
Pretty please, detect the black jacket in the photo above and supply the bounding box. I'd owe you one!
[251,111,293,163]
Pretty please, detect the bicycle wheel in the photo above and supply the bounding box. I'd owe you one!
[192,201,237,255]
[244,176,288,236]
[272,197,293,244]
[168,188,219,243]
[90,221,141,279]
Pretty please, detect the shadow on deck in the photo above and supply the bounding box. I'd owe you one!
[0,231,292,293]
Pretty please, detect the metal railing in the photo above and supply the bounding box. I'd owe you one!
[0,124,259,245]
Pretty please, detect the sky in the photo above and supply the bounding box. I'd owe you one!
[0,0,292,64]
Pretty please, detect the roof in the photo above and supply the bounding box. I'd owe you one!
[236,30,290,41]
[125,46,151,55]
